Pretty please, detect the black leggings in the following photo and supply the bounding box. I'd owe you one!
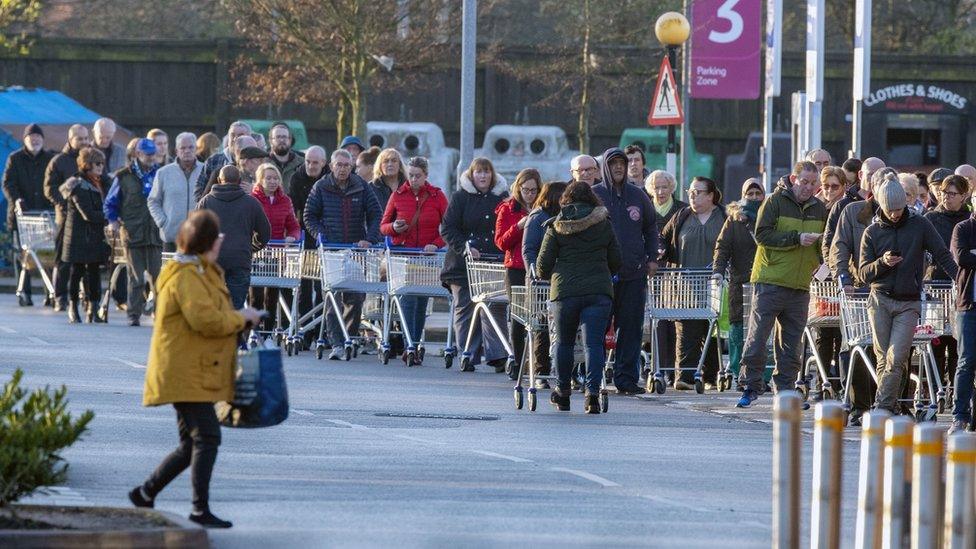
[143,402,221,513]
[69,262,101,304]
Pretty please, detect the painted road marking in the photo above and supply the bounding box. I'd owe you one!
[549,467,620,487]
[292,409,314,416]
[27,336,51,345]
[110,357,146,369]
[471,450,533,463]
[325,419,370,431]
[0,326,16,333]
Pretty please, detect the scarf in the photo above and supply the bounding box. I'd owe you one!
[741,199,761,220]
[85,173,103,196]
[131,161,158,197]
[654,197,673,218]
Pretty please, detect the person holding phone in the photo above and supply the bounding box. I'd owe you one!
[380,156,448,365]
[736,161,828,409]
[859,173,957,415]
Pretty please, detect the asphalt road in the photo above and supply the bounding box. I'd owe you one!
[1,294,866,548]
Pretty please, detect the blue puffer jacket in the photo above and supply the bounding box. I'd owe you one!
[302,173,382,245]
[521,206,555,273]
[592,147,660,281]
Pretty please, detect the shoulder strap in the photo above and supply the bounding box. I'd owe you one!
[407,192,429,231]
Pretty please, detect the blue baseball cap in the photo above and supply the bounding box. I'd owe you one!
[136,138,157,155]
[339,135,365,151]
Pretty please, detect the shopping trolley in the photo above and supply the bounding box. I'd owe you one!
[13,205,57,303]
[316,241,387,361]
[922,281,956,412]
[98,226,130,321]
[249,240,303,354]
[797,280,844,400]
[459,244,516,372]
[645,269,725,395]
[291,248,324,347]
[384,247,456,367]
[840,288,948,422]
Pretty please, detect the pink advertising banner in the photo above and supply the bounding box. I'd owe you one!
[689,0,762,99]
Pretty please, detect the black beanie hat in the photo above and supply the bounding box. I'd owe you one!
[23,123,43,139]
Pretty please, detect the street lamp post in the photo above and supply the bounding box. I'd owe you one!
[654,12,690,181]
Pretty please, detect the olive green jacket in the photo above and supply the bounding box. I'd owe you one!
[750,182,828,291]
[536,204,622,300]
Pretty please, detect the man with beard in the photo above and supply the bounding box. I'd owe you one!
[592,147,659,395]
[268,122,303,193]
[200,136,260,197]
[3,123,55,306]
[105,138,163,326]
[45,123,91,310]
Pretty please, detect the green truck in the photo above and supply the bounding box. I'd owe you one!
[618,128,714,186]
[239,119,310,151]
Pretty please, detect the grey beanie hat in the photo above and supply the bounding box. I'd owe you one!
[875,173,907,215]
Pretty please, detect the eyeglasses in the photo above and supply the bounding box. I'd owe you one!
[522,187,539,193]
[822,183,842,190]
[93,161,104,167]
[943,190,963,198]
[574,166,598,173]
[688,189,712,197]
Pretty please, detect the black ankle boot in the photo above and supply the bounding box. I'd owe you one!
[549,388,570,411]
[67,300,81,323]
[584,394,601,414]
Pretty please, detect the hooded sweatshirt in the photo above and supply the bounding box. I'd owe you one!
[536,203,621,300]
[859,208,957,300]
[197,183,271,271]
[592,148,659,281]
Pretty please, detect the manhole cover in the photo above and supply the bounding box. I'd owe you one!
[374,412,499,421]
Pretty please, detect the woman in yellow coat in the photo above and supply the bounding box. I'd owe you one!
[129,210,263,529]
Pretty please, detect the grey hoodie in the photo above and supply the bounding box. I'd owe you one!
[197,183,271,271]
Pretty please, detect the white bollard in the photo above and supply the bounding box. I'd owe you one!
[855,410,891,549]
[811,401,845,549]
[882,416,914,549]
[773,391,802,549]
[943,433,976,549]
[910,423,943,549]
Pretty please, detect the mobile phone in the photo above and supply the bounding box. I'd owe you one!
[890,251,901,257]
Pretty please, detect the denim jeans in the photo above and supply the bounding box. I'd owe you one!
[552,294,612,394]
[223,267,250,309]
[398,296,429,344]
[953,310,976,423]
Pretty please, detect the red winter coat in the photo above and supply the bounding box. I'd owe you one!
[252,186,301,241]
[380,181,448,248]
[494,197,527,269]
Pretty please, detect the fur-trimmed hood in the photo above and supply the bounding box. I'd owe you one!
[458,171,508,196]
[552,204,609,235]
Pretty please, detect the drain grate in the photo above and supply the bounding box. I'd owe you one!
[374,412,499,421]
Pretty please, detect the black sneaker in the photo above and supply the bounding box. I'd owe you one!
[128,317,141,327]
[584,394,601,414]
[128,487,154,508]
[18,294,33,307]
[189,510,233,529]
[549,389,570,411]
[487,358,508,374]
[617,385,647,396]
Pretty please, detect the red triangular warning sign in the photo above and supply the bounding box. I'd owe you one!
[648,56,684,126]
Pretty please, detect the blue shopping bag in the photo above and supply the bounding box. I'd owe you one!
[216,346,289,428]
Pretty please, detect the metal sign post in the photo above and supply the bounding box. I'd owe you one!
[762,0,782,191]
[851,0,872,159]
[804,0,824,154]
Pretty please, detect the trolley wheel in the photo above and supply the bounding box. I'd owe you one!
[274,333,284,346]
[822,386,835,401]
[444,354,453,369]
[248,339,258,350]
[316,345,324,360]
[285,341,294,357]
[514,387,524,410]
[718,375,730,392]
[694,379,704,394]
[405,351,417,367]
[600,392,609,413]
[460,356,474,372]
[937,397,946,414]
[417,346,426,362]
[382,349,391,365]
[916,408,938,423]
[655,378,667,395]
[603,367,613,386]
[528,391,537,412]
[353,344,360,358]
[344,345,353,361]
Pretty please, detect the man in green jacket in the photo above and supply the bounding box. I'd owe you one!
[737,161,828,408]
[105,139,163,326]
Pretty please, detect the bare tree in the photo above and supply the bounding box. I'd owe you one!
[222,0,460,139]
[483,0,678,154]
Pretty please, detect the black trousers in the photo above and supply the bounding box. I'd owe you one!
[932,336,958,385]
[675,319,720,384]
[814,326,843,389]
[143,402,221,513]
[504,268,550,374]
[68,263,101,306]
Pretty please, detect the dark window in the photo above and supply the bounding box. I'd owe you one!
[404,135,420,151]
[494,138,510,154]
[530,139,546,155]
[369,134,385,147]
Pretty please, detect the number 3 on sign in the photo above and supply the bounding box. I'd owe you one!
[709,0,744,44]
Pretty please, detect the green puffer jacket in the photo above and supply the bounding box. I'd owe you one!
[536,203,622,300]
[750,181,828,291]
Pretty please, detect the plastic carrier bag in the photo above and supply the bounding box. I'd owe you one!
[215,344,289,428]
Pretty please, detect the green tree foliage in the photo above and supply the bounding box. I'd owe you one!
[0,369,94,507]
[0,0,41,54]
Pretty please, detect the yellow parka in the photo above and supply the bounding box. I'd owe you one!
[143,255,246,406]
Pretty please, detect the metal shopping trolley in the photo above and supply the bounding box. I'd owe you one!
[798,280,844,400]
[385,248,456,367]
[98,226,130,321]
[645,269,725,395]
[316,242,387,361]
[291,248,324,347]
[459,244,516,372]
[13,205,57,303]
[249,240,304,354]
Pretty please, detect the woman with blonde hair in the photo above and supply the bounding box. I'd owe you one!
[369,148,408,210]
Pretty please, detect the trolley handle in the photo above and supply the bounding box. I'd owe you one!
[384,236,443,254]
[463,241,503,262]
[317,236,384,250]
